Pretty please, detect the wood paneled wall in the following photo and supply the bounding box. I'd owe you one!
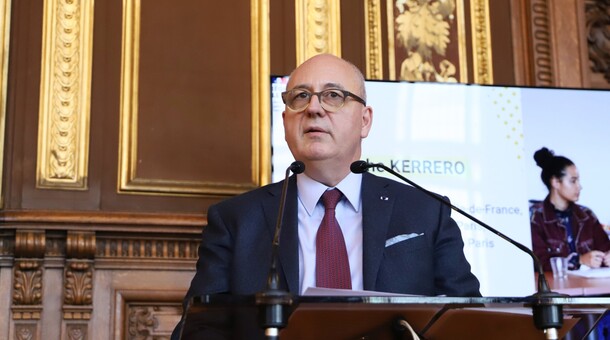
[0,0,608,339]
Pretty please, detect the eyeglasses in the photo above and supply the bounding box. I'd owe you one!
[281,88,366,112]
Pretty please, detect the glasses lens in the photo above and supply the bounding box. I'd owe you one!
[320,89,346,111]
[284,90,311,111]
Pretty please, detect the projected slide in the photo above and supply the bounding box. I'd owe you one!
[270,76,610,296]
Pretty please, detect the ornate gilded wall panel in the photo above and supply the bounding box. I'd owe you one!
[470,0,493,84]
[36,0,94,190]
[118,0,270,196]
[380,0,492,83]
[0,0,10,207]
[252,0,271,186]
[385,0,468,82]
[295,0,342,65]
[365,0,383,79]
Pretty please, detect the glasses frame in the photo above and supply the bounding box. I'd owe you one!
[281,88,367,112]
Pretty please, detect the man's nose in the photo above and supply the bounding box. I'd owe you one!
[306,94,325,115]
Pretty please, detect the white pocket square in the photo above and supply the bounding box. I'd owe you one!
[385,233,424,248]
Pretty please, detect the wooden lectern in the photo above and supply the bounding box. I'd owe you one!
[181,295,610,339]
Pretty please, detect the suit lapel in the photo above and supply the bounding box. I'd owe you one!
[262,176,300,294]
[361,173,394,290]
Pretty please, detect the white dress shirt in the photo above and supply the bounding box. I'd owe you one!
[296,172,364,294]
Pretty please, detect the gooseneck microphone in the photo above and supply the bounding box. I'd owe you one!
[256,161,305,339]
[351,160,565,340]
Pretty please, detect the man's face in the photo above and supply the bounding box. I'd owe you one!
[282,55,372,168]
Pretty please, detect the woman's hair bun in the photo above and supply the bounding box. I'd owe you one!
[533,147,554,169]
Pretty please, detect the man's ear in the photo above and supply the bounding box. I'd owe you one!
[360,106,373,138]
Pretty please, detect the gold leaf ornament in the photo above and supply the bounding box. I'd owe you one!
[394,0,457,82]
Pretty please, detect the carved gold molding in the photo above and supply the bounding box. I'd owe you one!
[470,0,493,84]
[365,0,383,79]
[385,0,395,79]
[36,0,94,190]
[118,0,269,195]
[385,0,469,82]
[295,0,342,65]
[530,0,554,86]
[0,0,11,207]
[252,0,271,186]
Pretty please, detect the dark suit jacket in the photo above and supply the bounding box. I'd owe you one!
[174,172,480,338]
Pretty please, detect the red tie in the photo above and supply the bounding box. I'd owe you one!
[316,189,352,289]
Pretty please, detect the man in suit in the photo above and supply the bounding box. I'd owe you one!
[173,53,480,338]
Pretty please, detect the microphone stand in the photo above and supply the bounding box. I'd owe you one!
[351,161,566,340]
[255,161,304,339]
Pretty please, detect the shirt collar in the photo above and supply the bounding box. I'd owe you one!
[297,172,362,216]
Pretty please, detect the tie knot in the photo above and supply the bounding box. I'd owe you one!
[321,189,342,210]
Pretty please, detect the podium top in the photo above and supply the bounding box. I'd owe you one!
[191,293,610,308]
[182,294,610,340]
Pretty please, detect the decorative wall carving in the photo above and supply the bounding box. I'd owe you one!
[470,0,493,84]
[529,0,554,86]
[126,305,180,340]
[382,0,493,84]
[66,231,95,259]
[64,260,93,307]
[586,0,610,84]
[295,0,342,64]
[393,0,457,81]
[63,231,95,327]
[13,230,46,320]
[65,324,87,340]
[36,0,94,189]
[15,323,37,340]
[15,230,46,258]
[365,0,383,79]
[127,306,157,338]
[13,261,43,306]
[96,237,199,260]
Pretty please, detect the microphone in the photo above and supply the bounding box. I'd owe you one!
[351,160,565,340]
[256,161,305,339]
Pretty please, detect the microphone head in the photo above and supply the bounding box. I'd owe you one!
[290,161,305,174]
[350,160,369,174]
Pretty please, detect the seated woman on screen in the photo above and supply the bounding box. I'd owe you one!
[530,147,610,271]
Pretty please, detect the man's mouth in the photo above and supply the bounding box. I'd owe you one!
[305,127,326,134]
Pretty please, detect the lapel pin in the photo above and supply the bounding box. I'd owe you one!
[380,196,389,201]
